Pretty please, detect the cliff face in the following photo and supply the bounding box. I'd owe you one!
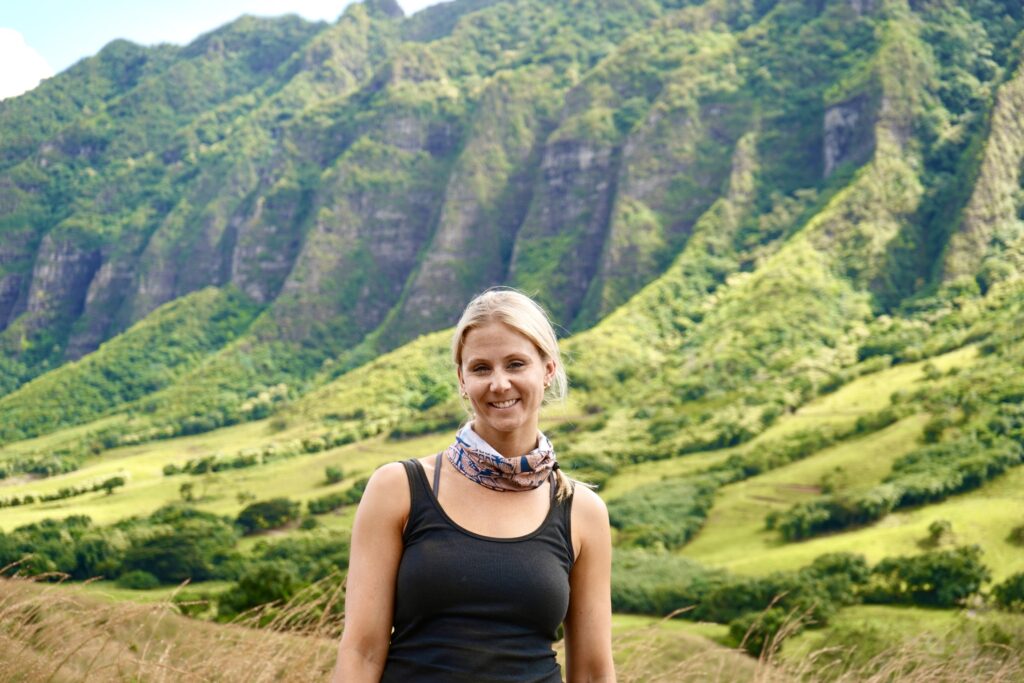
[21,236,102,336]
[942,62,1024,287]
[378,67,559,348]
[0,0,1021,442]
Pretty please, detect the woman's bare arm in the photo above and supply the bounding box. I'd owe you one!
[563,486,616,683]
[331,463,409,682]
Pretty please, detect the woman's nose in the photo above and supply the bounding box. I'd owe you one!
[490,371,511,392]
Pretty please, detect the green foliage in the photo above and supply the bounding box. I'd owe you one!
[607,477,717,550]
[866,546,992,608]
[123,522,237,584]
[993,572,1024,612]
[772,426,1024,540]
[0,475,125,509]
[216,529,351,619]
[728,607,795,657]
[324,466,344,485]
[306,477,368,516]
[116,569,160,590]
[0,288,260,444]
[610,549,729,616]
[235,498,301,535]
[217,560,301,620]
[926,519,953,547]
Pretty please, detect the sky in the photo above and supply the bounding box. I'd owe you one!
[0,0,445,100]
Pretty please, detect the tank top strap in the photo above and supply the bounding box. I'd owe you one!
[399,459,437,530]
[547,476,576,566]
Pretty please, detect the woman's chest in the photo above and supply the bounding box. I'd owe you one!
[437,479,553,538]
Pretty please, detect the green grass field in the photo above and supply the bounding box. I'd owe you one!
[3,342,1011,580]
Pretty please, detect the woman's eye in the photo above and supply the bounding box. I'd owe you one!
[508,360,525,370]
[472,365,489,373]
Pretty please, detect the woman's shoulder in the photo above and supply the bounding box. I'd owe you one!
[570,484,609,519]
[569,484,610,536]
[359,462,412,509]
[363,456,439,497]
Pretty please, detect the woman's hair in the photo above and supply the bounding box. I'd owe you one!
[452,287,574,500]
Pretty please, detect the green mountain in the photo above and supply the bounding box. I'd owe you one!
[3,0,1022,453]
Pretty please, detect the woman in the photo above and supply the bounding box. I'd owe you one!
[332,289,615,682]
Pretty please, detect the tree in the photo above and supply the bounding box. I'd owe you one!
[925,519,953,547]
[992,572,1024,612]
[179,482,194,502]
[729,607,800,657]
[870,546,992,607]
[217,560,300,621]
[100,476,125,495]
[324,466,344,485]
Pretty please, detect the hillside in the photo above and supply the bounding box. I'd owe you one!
[0,0,1020,450]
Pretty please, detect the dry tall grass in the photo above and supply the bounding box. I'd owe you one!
[0,574,339,682]
[1,575,1021,682]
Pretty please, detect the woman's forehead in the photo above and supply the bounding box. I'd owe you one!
[461,322,539,357]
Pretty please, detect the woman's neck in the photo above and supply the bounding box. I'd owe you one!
[470,422,539,458]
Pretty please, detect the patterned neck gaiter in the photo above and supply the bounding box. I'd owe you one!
[446,423,558,492]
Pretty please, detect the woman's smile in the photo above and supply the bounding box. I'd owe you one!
[490,398,520,409]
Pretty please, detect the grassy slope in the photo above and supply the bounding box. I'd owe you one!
[5,338,1018,581]
[0,576,753,683]
[673,344,1023,582]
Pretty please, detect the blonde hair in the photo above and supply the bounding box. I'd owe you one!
[452,287,573,500]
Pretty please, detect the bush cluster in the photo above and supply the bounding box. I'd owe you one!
[614,546,999,656]
[236,498,301,535]
[306,478,370,515]
[0,506,240,583]
[215,530,351,613]
[608,477,718,550]
[0,454,81,480]
[0,476,125,509]
[162,430,360,477]
[769,438,1023,540]
[865,546,992,608]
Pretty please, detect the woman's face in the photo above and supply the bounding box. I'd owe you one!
[458,321,555,451]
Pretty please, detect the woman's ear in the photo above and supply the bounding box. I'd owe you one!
[544,359,556,387]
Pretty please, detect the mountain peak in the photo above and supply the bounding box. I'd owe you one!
[364,0,405,19]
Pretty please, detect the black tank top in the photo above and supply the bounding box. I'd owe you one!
[381,458,575,683]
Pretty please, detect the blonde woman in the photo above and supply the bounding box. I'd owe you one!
[333,288,615,682]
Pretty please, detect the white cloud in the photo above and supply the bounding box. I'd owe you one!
[0,28,53,101]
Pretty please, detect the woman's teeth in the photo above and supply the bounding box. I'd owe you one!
[491,399,519,408]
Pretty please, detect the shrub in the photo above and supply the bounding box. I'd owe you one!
[117,570,160,590]
[926,519,953,546]
[607,477,718,550]
[307,492,346,515]
[123,530,227,584]
[217,560,300,621]
[236,498,301,535]
[992,572,1024,612]
[324,466,344,485]
[867,546,991,607]
[729,607,799,656]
